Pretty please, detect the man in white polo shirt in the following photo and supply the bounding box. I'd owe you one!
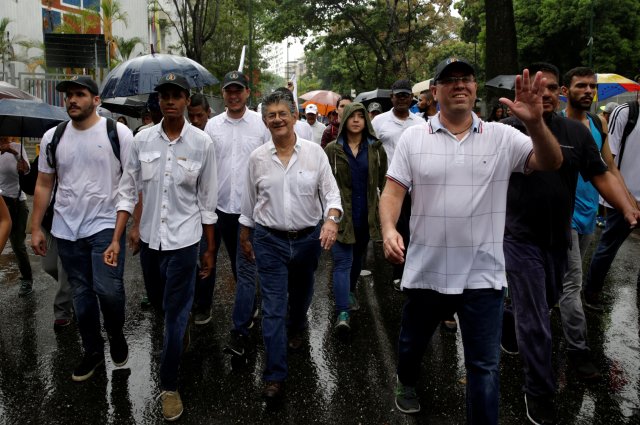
[379,58,562,423]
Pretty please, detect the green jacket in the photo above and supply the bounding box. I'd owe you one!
[324,102,388,244]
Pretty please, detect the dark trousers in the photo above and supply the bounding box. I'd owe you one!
[397,288,504,425]
[193,210,240,311]
[2,196,32,280]
[504,236,567,398]
[392,193,411,280]
[139,242,198,391]
[584,207,634,298]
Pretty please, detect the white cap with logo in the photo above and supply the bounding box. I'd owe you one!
[305,104,318,115]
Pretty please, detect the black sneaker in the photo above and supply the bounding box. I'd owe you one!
[524,393,557,424]
[583,293,604,313]
[72,352,105,382]
[224,332,246,357]
[501,308,519,355]
[194,307,212,325]
[108,333,129,367]
[395,376,420,414]
[568,351,601,381]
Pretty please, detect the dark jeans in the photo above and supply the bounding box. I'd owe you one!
[253,223,321,382]
[3,196,32,280]
[57,229,126,355]
[193,210,239,311]
[504,236,567,398]
[397,287,504,425]
[584,207,634,298]
[331,225,369,313]
[139,241,198,391]
[392,193,411,281]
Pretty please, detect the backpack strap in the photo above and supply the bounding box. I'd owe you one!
[586,111,606,149]
[617,100,639,168]
[106,117,121,163]
[45,121,70,170]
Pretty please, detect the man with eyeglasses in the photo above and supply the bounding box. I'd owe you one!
[379,57,562,423]
[239,90,342,401]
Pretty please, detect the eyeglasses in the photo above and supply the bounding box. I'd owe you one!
[437,76,475,85]
[265,111,292,121]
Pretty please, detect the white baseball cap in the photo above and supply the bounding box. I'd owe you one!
[305,104,318,115]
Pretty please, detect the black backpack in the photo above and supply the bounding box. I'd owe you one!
[616,100,639,169]
[41,118,121,231]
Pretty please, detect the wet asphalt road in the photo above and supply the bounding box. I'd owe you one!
[0,227,639,424]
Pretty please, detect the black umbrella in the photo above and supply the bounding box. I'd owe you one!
[100,53,218,99]
[485,75,517,90]
[101,96,148,118]
[0,99,68,138]
[354,89,393,112]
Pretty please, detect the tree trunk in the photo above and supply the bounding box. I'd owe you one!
[485,0,519,110]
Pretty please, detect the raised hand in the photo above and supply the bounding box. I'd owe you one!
[499,69,546,125]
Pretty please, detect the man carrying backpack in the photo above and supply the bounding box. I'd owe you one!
[31,76,134,382]
[584,99,640,311]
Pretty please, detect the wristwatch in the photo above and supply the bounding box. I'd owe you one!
[327,215,342,224]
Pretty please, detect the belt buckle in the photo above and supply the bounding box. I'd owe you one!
[287,230,299,239]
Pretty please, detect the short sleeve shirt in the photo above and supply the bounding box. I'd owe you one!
[387,114,532,294]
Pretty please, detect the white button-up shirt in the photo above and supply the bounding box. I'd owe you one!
[371,109,425,163]
[387,113,533,294]
[117,121,218,250]
[240,137,342,231]
[204,108,270,214]
[39,118,134,241]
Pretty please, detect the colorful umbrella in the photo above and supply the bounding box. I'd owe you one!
[596,73,640,102]
[301,100,336,116]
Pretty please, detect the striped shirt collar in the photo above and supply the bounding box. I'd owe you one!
[428,111,483,135]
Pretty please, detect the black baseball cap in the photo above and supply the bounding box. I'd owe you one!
[222,71,248,89]
[391,79,413,95]
[56,76,99,95]
[154,72,190,92]
[434,57,475,83]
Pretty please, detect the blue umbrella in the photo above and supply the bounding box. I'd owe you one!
[0,99,68,138]
[100,53,218,99]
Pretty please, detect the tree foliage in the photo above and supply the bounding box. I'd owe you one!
[261,0,470,91]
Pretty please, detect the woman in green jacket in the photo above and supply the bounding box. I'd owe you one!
[324,102,387,332]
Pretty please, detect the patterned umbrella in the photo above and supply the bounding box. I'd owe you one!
[100,53,218,99]
[596,73,640,102]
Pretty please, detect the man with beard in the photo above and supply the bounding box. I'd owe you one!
[31,76,134,382]
[501,63,639,424]
[416,87,437,121]
[557,67,634,379]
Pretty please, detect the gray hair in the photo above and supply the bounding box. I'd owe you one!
[261,90,297,119]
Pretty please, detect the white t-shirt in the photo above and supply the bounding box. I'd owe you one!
[606,103,640,205]
[0,141,29,200]
[386,114,533,294]
[295,120,314,141]
[371,109,425,163]
[308,120,326,145]
[39,117,133,241]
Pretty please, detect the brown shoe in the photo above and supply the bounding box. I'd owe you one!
[160,391,183,421]
[262,381,284,399]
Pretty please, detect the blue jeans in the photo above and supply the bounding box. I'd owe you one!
[504,236,567,398]
[194,210,240,311]
[397,287,504,425]
[584,207,633,298]
[139,242,198,391]
[331,225,369,313]
[57,229,126,355]
[253,223,321,382]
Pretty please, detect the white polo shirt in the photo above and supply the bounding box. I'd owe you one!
[371,109,425,162]
[387,113,533,294]
[39,118,133,241]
